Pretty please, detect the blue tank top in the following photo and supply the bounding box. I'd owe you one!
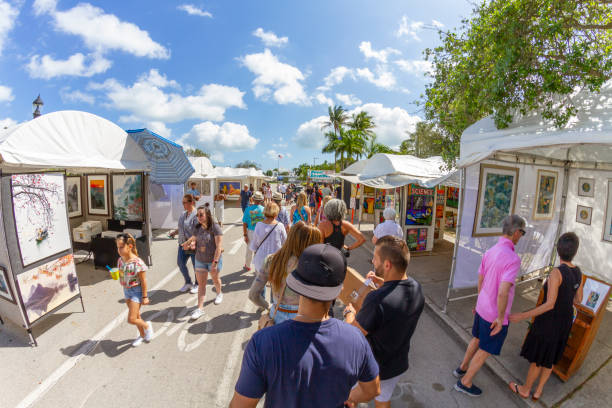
[292,206,308,224]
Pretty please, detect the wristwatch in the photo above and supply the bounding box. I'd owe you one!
[343,309,354,317]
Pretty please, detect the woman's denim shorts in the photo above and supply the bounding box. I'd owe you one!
[272,303,299,324]
[124,285,143,303]
[195,256,223,272]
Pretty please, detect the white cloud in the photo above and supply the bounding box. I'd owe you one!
[395,59,433,76]
[35,1,169,59]
[253,28,288,47]
[396,16,443,41]
[0,84,14,102]
[266,149,292,160]
[60,88,95,104]
[147,121,172,138]
[323,66,355,88]
[240,48,310,105]
[432,19,445,29]
[177,4,212,18]
[358,41,400,63]
[335,93,362,106]
[90,69,245,123]
[26,52,111,79]
[0,0,19,55]
[314,92,334,106]
[181,121,258,152]
[0,117,17,129]
[293,115,328,149]
[350,103,421,148]
[356,66,396,90]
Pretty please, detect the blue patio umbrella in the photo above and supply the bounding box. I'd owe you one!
[126,129,194,184]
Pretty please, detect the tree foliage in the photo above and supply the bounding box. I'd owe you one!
[185,148,210,158]
[423,0,612,165]
[235,160,261,169]
[366,135,398,158]
[399,122,444,159]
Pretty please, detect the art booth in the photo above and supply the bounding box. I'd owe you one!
[188,164,272,204]
[0,111,159,344]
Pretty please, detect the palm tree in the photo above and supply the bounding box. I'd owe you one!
[321,105,348,171]
[336,128,367,168]
[348,111,376,141]
[365,135,396,158]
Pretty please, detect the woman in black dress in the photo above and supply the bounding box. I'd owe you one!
[508,232,584,401]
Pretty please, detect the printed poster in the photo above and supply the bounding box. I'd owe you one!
[405,184,434,226]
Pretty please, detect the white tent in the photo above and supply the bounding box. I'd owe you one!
[449,81,612,294]
[190,156,214,178]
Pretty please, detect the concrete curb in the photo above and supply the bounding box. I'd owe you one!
[423,297,540,408]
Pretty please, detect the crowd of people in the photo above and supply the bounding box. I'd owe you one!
[111,180,584,407]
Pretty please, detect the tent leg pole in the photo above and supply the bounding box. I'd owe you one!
[549,164,571,268]
[27,328,37,347]
[79,293,86,313]
[444,168,466,314]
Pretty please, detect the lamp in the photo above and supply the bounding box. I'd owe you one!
[32,95,44,119]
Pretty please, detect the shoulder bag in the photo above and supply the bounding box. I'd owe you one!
[255,223,279,254]
[257,279,287,330]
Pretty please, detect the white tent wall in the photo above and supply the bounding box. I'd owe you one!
[452,159,566,288]
[149,183,185,229]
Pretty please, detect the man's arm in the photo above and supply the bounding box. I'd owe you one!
[347,377,380,405]
[491,281,512,335]
[344,304,368,336]
[229,392,259,408]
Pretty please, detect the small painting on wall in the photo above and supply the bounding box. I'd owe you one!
[576,205,592,225]
[578,177,595,197]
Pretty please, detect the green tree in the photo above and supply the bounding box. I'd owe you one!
[348,111,376,141]
[365,135,397,158]
[423,0,612,165]
[321,105,349,171]
[336,128,367,167]
[235,160,261,169]
[185,148,210,158]
[399,122,444,158]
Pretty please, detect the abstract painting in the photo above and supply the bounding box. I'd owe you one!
[66,176,82,218]
[576,205,592,225]
[87,174,108,215]
[533,170,557,220]
[473,164,519,236]
[578,177,595,197]
[0,267,15,302]
[17,254,80,323]
[11,173,72,267]
[219,181,241,196]
[112,174,144,221]
[604,180,612,243]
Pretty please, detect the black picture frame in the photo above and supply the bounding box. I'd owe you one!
[86,174,110,216]
[0,266,16,303]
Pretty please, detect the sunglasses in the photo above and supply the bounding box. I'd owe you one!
[519,228,526,236]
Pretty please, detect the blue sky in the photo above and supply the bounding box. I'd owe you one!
[0,0,473,169]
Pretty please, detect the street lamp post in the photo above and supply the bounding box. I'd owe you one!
[32,95,44,119]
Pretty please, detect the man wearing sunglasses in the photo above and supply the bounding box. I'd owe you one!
[454,214,526,397]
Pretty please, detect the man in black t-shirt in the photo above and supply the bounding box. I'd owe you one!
[344,235,424,408]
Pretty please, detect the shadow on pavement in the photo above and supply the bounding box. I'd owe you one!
[60,338,133,358]
[188,310,258,335]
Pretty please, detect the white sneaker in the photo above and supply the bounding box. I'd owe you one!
[190,308,205,320]
[132,336,144,347]
[144,321,154,342]
[179,284,191,293]
[189,284,199,294]
[214,293,223,305]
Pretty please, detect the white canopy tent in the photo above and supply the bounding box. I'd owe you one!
[449,81,612,298]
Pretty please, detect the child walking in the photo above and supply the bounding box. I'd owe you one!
[116,233,154,347]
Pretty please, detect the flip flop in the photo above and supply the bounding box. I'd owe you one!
[532,394,541,402]
[508,381,530,399]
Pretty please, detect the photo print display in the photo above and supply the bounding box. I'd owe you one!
[66,176,82,218]
[473,164,519,236]
[405,184,435,226]
[0,267,15,303]
[16,254,80,323]
[604,180,612,243]
[576,205,592,225]
[406,228,428,252]
[11,173,72,267]
[219,181,241,196]
[112,174,144,221]
[87,174,108,215]
[580,277,611,314]
[578,177,595,197]
[533,170,557,220]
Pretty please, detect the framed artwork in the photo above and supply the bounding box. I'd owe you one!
[66,176,82,218]
[0,266,15,303]
[112,174,144,221]
[406,228,428,252]
[11,173,72,267]
[16,254,80,324]
[578,177,595,197]
[473,164,519,237]
[446,187,459,208]
[575,205,592,225]
[218,181,241,196]
[201,180,211,196]
[87,174,109,215]
[580,276,611,315]
[533,169,558,220]
[405,184,435,226]
[374,190,385,210]
[604,180,612,243]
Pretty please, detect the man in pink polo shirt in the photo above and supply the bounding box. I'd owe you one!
[453,215,526,397]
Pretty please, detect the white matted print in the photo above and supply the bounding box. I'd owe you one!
[87,174,109,215]
[578,177,595,197]
[576,205,592,225]
[66,176,82,218]
[581,277,610,314]
[604,180,612,243]
[0,267,15,302]
[533,169,557,220]
[11,173,72,267]
[16,254,80,323]
[473,164,519,236]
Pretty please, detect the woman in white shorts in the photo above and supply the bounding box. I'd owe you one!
[214,192,226,227]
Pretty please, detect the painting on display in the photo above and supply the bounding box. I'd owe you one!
[405,184,434,226]
[406,228,428,252]
[16,254,79,323]
[201,180,211,196]
[0,267,15,303]
[11,173,72,267]
[219,181,241,196]
[66,176,82,218]
[578,177,595,197]
[533,170,558,220]
[385,189,395,209]
[580,277,611,314]
[446,187,459,208]
[604,180,612,243]
[576,205,592,225]
[374,190,385,210]
[112,174,144,221]
[363,186,375,196]
[87,174,108,215]
[473,164,519,237]
[364,197,375,214]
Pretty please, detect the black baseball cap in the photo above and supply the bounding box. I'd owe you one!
[286,243,347,301]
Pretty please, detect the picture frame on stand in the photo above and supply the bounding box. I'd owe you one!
[87,174,109,216]
[473,164,519,237]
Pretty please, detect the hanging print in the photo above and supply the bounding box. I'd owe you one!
[66,176,82,218]
[405,184,434,226]
[112,174,144,221]
[473,164,519,236]
[533,169,557,220]
[577,177,595,197]
[87,174,109,215]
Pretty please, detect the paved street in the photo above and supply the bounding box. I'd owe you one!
[1,207,522,408]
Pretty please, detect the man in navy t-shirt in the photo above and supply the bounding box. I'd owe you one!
[230,244,380,408]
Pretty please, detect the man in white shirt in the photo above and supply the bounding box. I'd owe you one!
[372,208,403,244]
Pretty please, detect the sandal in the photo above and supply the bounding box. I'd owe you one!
[532,393,541,402]
[508,381,530,399]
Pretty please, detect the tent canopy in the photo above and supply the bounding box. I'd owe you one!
[459,81,612,168]
[208,166,270,180]
[0,111,150,171]
[189,156,214,179]
[338,153,458,188]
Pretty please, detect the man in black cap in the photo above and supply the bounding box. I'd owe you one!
[230,244,380,408]
[344,235,424,408]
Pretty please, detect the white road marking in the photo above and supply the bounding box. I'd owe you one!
[223,216,243,234]
[227,238,244,255]
[15,267,181,408]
